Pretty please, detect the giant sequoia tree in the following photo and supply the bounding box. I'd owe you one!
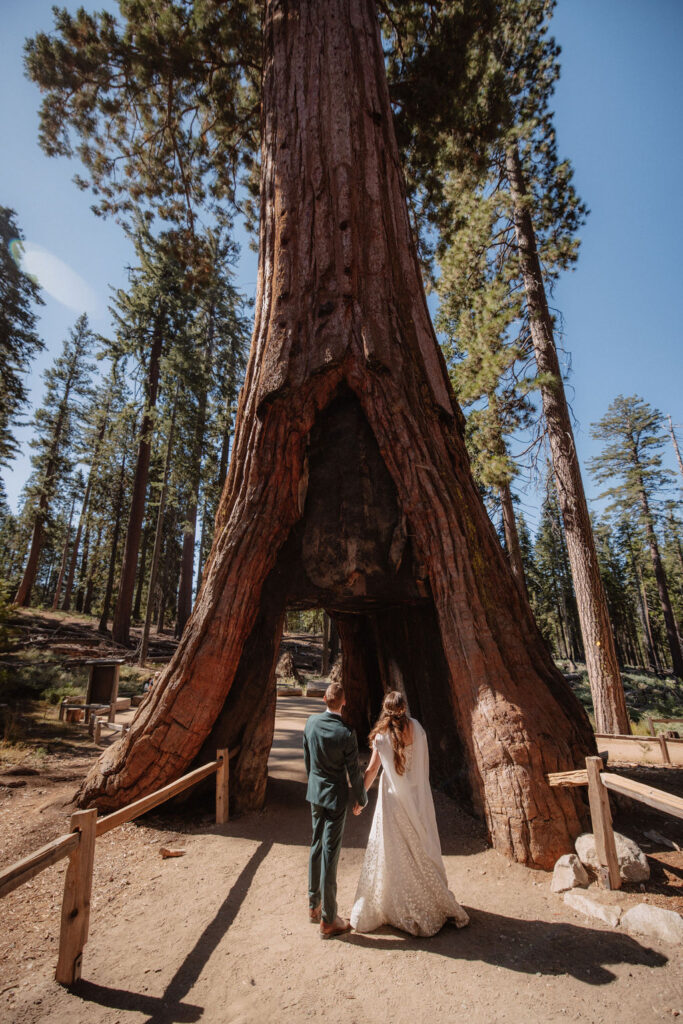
[74,0,593,869]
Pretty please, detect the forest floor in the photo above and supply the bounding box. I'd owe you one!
[1,694,682,1024]
[2,610,683,1022]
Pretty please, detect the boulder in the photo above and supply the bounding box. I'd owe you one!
[563,891,622,928]
[621,904,683,944]
[575,832,650,883]
[551,854,590,893]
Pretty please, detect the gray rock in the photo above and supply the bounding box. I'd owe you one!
[621,904,683,944]
[575,831,650,883]
[551,854,590,893]
[563,891,622,928]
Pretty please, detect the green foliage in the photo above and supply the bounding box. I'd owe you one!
[0,207,45,466]
[25,1,262,230]
[589,395,674,520]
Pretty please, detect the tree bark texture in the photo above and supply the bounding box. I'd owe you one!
[505,145,629,734]
[78,0,594,868]
[112,327,162,644]
[499,481,529,599]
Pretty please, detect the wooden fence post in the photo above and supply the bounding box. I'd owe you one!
[658,733,671,765]
[585,756,621,890]
[646,717,655,737]
[55,807,97,986]
[216,749,229,825]
[94,718,102,744]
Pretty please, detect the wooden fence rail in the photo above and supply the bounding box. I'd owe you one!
[0,747,238,986]
[548,755,683,892]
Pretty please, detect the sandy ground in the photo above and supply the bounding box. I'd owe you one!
[1,697,682,1024]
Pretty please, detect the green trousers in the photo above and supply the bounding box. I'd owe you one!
[308,803,347,924]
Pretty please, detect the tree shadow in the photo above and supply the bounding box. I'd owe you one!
[71,839,273,1024]
[344,908,668,985]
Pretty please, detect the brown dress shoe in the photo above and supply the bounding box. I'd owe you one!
[320,916,351,939]
[309,904,321,923]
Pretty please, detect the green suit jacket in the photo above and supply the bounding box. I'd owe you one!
[303,711,367,814]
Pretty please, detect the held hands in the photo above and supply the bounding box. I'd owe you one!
[352,802,364,816]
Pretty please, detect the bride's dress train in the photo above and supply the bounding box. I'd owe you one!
[350,718,469,937]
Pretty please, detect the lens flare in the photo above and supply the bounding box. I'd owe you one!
[9,238,98,315]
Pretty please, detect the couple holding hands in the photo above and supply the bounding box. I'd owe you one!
[303,681,470,938]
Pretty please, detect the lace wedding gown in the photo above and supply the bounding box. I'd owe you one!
[350,718,469,937]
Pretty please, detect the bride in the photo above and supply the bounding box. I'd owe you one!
[350,691,469,937]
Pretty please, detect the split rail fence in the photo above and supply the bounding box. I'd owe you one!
[0,747,238,986]
[548,755,683,890]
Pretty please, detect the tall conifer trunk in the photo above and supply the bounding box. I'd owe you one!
[500,481,527,596]
[176,321,212,636]
[99,454,128,634]
[51,494,77,609]
[15,407,69,606]
[505,145,629,733]
[638,485,683,676]
[112,327,162,644]
[78,0,593,868]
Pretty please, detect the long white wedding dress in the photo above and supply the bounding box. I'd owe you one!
[350,718,469,937]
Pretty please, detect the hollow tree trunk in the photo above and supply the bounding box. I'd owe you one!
[506,145,629,734]
[639,486,683,676]
[112,327,162,644]
[78,0,594,869]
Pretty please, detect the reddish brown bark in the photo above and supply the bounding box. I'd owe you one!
[500,481,528,599]
[78,0,594,868]
[505,145,629,734]
[112,326,162,644]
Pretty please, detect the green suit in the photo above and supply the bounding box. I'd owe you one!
[303,710,367,923]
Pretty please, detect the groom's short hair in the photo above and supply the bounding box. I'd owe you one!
[324,681,345,710]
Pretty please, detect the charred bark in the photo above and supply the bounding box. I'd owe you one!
[78,0,593,868]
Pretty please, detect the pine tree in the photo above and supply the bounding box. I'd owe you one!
[107,225,194,643]
[25,2,261,232]
[0,207,44,468]
[590,395,683,677]
[398,0,628,732]
[14,314,95,605]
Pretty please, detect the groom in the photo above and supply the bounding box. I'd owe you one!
[303,680,367,938]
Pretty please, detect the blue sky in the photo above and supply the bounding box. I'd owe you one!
[1,0,681,532]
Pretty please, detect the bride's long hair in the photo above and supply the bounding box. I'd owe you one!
[369,690,409,775]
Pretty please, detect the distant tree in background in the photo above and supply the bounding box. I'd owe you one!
[0,207,44,475]
[14,314,95,606]
[590,395,683,678]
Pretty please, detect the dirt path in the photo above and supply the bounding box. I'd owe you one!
[1,698,682,1024]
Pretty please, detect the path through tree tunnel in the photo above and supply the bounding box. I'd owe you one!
[194,387,472,815]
